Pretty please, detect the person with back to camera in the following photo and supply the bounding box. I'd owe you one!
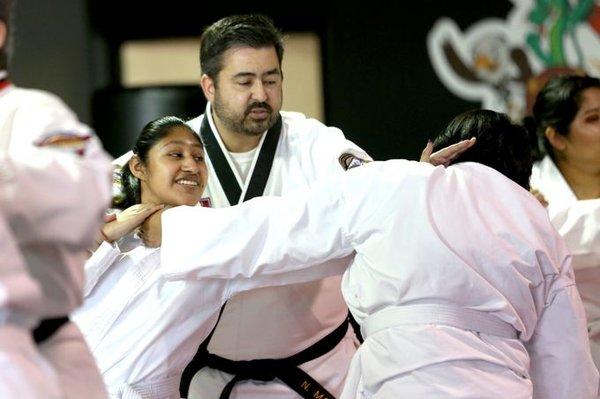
[158,109,598,399]
[527,74,600,383]
[73,116,356,398]
[111,14,474,399]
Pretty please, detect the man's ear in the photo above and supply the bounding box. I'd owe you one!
[200,74,216,103]
[0,21,6,52]
[129,155,147,181]
[545,126,567,152]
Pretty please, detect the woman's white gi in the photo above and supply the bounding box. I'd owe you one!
[73,234,349,399]
[0,79,112,399]
[113,104,368,399]
[160,160,599,399]
[531,155,600,388]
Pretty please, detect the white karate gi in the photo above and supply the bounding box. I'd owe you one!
[72,234,350,399]
[531,155,600,382]
[161,160,599,399]
[115,104,367,398]
[0,78,112,399]
[0,210,63,399]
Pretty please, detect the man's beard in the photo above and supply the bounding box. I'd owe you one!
[212,95,278,136]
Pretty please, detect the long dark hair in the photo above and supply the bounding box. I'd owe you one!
[112,116,200,210]
[524,74,600,161]
[433,109,533,189]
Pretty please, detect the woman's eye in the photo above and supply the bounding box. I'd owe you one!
[169,152,182,158]
[584,115,599,123]
[194,156,204,162]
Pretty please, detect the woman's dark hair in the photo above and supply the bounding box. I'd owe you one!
[0,0,13,71]
[433,109,533,189]
[113,116,200,210]
[200,14,284,82]
[526,74,600,160]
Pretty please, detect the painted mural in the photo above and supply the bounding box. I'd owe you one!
[428,0,600,120]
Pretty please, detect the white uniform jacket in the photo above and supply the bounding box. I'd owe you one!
[0,82,113,317]
[186,104,369,398]
[531,155,600,379]
[161,161,599,399]
[73,234,350,399]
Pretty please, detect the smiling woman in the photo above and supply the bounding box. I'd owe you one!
[71,115,346,399]
[102,116,208,248]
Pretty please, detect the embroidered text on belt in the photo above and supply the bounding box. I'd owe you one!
[361,304,519,339]
[208,316,350,399]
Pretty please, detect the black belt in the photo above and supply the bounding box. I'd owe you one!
[200,316,350,399]
[32,317,69,344]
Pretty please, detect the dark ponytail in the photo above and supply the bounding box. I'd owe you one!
[112,116,200,210]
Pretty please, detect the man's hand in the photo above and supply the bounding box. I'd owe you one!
[101,204,164,243]
[420,138,476,167]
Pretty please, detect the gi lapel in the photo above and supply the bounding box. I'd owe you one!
[200,114,282,205]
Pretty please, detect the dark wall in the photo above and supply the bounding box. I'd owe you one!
[324,1,512,159]
[11,0,513,159]
[10,0,93,122]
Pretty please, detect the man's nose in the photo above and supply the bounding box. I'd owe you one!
[251,81,267,102]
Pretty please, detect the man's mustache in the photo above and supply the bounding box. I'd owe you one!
[245,102,273,115]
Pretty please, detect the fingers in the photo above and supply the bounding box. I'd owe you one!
[429,137,476,166]
[144,204,165,217]
[420,140,433,163]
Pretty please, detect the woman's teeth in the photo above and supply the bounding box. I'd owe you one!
[177,180,199,186]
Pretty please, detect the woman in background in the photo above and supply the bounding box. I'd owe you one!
[527,75,600,376]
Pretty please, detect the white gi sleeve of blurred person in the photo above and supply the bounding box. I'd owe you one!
[0,89,113,248]
[0,208,42,328]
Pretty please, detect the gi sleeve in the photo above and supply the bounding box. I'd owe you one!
[0,210,42,326]
[161,179,354,281]
[0,118,112,248]
[83,241,122,297]
[301,120,372,182]
[160,161,401,284]
[526,257,599,399]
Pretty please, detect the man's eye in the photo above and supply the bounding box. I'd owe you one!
[169,153,183,158]
[584,115,599,123]
[238,81,251,86]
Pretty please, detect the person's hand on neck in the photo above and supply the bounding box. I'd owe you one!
[140,206,170,248]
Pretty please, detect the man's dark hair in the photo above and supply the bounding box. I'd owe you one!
[525,74,600,160]
[200,14,284,82]
[0,0,12,71]
[433,109,533,189]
